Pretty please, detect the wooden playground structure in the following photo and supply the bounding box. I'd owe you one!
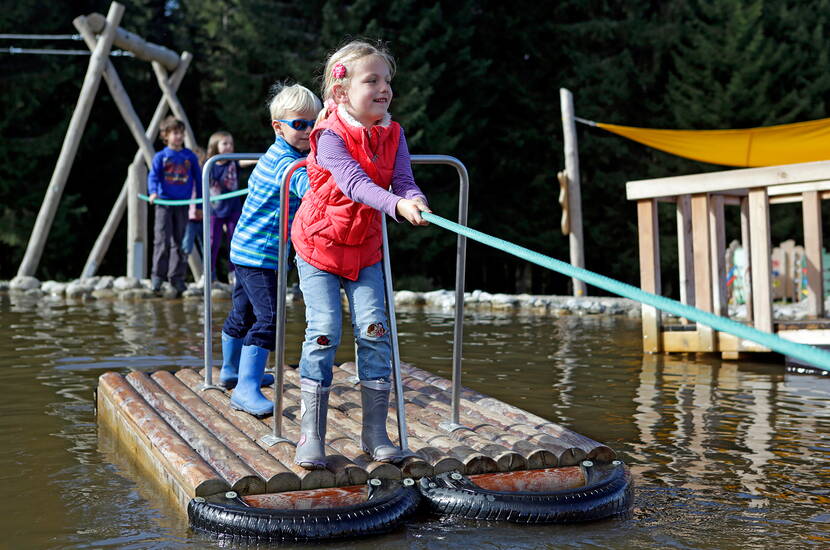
[15,2,202,282]
[628,160,830,358]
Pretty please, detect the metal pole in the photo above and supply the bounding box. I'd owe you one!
[411,155,469,431]
[200,153,262,391]
[380,215,409,451]
[261,159,306,446]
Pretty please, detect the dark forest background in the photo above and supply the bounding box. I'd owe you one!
[2,0,829,295]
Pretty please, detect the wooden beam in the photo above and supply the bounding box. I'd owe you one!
[677,195,695,310]
[17,2,124,277]
[637,199,661,352]
[627,161,830,200]
[748,188,773,332]
[802,190,824,317]
[127,161,147,278]
[740,197,753,323]
[85,12,179,71]
[709,195,727,317]
[73,15,154,166]
[152,61,197,150]
[80,52,192,279]
[559,88,586,296]
[691,194,714,351]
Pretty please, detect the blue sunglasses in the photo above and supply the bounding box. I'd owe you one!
[278,118,316,131]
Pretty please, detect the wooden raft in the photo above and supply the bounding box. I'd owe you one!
[96,361,615,513]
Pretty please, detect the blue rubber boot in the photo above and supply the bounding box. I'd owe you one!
[230,345,274,417]
[219,333,274,389]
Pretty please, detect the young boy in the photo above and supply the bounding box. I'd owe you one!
[219,83,322,416]
[147,116,202,296]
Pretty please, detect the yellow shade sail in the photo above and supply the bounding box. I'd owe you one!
[594,118,830,167]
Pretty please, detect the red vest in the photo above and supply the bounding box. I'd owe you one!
[291,109,401,280]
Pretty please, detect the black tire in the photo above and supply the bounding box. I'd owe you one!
[188,478,421,541]
[418,460,633,524]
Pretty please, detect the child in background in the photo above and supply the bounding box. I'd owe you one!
[148,116,202,296]
[181,146,205,271]
[291,41,430,469]
[219,84,322,416]
[205,131,243,283]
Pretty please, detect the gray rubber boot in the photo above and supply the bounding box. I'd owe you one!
[360,379,405,463]
[294,378,330,470]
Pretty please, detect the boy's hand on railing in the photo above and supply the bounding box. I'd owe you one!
[396,198,431,226]
[148,193,158,204]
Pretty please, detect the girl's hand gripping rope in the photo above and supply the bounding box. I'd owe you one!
[396,198,431,226]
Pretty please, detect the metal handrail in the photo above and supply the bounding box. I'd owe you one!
[262,158,306,445]
[200,153,262,391]
[199,153,470,443]
[410,155,469,430]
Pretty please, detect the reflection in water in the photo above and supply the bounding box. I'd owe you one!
[0,296,828,549]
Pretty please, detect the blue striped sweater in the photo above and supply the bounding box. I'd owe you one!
[230,136,309,269]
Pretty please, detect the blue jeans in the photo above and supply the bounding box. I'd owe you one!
[296,256,391,386]
[222,265,277,350]
[181,220,203,256]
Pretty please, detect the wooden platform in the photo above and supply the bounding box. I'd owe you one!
[96,361,615,513]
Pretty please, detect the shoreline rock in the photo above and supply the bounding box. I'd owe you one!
[2,276,823,320]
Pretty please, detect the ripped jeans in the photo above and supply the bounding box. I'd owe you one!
[296,256,391,386]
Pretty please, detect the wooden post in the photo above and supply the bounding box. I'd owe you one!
[740,197,753,322]
[17,2,124,277]
[677,195,695,324]
[709,194,727,317]
[748,188,773,333]
[559,88,586,296]
[691,193,714,351]
[802,190,824,317]
[80,52,192,278]
[637,199,661,352]
[127,162,148,278]
[73,16,155,166]
[152,61,197,150]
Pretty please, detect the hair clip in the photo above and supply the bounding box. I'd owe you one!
[332,63,347,79]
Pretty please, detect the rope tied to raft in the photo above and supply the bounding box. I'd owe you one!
[420,211,830,373]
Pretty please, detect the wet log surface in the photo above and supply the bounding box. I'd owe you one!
[98,360,618,504]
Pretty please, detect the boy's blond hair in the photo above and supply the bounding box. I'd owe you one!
[268,83,322,121]
[321,40,396,104]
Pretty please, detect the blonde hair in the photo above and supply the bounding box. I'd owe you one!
[268,83,322,121]
[206,131,232,159]
[192,145,206,166]
[321,40,396,104]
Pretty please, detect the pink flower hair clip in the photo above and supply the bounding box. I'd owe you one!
[332,63,347,79]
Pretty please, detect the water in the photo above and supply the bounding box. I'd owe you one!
[1,293,828,549]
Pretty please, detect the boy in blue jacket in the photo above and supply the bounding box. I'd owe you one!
[147,116,202,296]
[220,83,321,417]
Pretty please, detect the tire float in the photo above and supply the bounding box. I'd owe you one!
[188,477,421,541]
[418,460,633,523]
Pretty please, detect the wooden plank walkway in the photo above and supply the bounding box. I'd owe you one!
[97,361,616,513]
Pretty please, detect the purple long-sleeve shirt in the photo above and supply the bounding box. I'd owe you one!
[316,127,427,221]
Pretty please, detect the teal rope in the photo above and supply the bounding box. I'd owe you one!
[137,188,248,206]
[421,211,830,372]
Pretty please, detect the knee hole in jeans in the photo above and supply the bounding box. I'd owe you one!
[361,321,388,340]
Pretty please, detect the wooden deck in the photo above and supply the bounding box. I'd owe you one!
[96,361,615,514]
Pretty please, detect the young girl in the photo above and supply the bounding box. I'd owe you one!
[206,131,243,282]
[220,84,322,416]
[291,41,430,469]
